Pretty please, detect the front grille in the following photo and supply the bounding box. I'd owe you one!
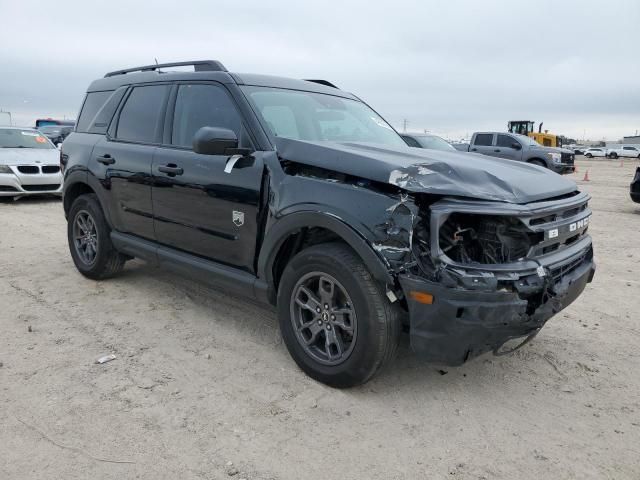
[561,152,575,164]
[42,165,60,174]
[17,165,39,174]
[0,186,18,192]
[21,184,60,192]
[550,248,591,284]
[439,196,591,265]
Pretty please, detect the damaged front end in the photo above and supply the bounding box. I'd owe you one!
[376,190,595,365]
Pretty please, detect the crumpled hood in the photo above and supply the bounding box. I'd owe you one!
[274,138,577,204]
[0,148,59,166]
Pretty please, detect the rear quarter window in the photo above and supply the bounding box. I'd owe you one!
[76,91,113,133]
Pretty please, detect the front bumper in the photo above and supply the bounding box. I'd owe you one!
[398,244,595,366]
[551,162,575,174]
[0,170,63,197]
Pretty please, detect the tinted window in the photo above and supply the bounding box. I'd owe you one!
[116,85,167,143]
[623,146,637,151]
[171,84,242,148]
[474,134,493,146]
[88,87,127,134]
[497,134,518,148]
[76,91,112,132]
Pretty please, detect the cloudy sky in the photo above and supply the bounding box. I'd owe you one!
[1,0,639,141]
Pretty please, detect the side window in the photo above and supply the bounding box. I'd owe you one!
[474,134,493,146]
[402,135,421,148]
[171,84,242,148]
[76,91,113,133]
[116,85,167,143]
[497,134,517,148]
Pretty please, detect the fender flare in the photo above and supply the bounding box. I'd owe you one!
[257,210,394,299]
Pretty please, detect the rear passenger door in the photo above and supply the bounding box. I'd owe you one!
[469,133,495,156]
[151,82,264,271]
[91,84,169,240]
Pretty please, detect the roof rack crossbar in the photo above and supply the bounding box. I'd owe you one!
[105,60,227,78]
[303,79,340,89]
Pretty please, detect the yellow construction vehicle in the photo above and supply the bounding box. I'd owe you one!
[507,120,563,148]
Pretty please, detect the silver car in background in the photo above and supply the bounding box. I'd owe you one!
[0,127,63,199]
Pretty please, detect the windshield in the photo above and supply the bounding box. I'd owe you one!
[414,135,456,151]
[39,126,62,134]
[0,128,54,149]
[515,134,540,147]
[241,86,406,147]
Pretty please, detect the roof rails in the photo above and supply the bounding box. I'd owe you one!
[304,79,340,89]
[104,60,228,78]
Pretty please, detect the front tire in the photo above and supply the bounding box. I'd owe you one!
[609,152,618,159]
[277,243,401,388]
[586,153,593,158]
[67,193,126,280]
[529,159,546,168]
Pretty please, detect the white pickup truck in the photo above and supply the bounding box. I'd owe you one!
[606,145,640,159]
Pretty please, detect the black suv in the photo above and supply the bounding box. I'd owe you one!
[62,60,595,387]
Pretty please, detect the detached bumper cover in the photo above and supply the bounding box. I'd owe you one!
[399,252,595,366]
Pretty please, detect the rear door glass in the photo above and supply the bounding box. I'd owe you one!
[474,134,493,146]
[76,91,113,132]
[116,85,168,144]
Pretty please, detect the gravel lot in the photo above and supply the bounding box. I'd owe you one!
[1,157,639,480]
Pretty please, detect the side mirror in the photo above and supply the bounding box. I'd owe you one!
[511,142,522,150]
[193,127,238,155]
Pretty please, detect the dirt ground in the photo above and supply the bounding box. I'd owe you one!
[1,157,639,480]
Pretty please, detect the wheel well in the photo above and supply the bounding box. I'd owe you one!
[527,158,547,166]
[271,227,344,294]
[63,182,95,216]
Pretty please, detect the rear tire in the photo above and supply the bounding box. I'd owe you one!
[609,152,618,159]
[277,243,401,388]
[67,193,126,280]
[586,153,593,158]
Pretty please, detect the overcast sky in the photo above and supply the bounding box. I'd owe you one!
[1,0,639,141]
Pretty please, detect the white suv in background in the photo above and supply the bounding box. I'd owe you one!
[583,148,606,158]
[606,145,640,159]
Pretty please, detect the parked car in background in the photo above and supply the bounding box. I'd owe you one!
[61,60,595,387]
[401,133,457,152]
[467,132,575,174]
[0,127,62,199]
[631,167,640,203]
[606,145,640,159]
[38,125,74,145]
[584,148,606,158]
[35,118,75,129]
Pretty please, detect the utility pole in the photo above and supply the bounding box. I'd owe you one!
[402,119,408,133]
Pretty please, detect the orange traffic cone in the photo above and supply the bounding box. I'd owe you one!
[583,169,590,181]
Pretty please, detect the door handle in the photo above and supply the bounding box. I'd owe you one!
[494,149,501,152]
[471,148,477,151]
[96,154,115,165]
[158,164,183,176]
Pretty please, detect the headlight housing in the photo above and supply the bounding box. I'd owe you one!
[0,165,14,174]
[547,152,562,163]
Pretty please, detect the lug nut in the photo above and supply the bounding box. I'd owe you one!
[318,319,323,325]
[330,314,336,320]
[324,304,329,309]
[316,307,321,313]
[326,325,332,330]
